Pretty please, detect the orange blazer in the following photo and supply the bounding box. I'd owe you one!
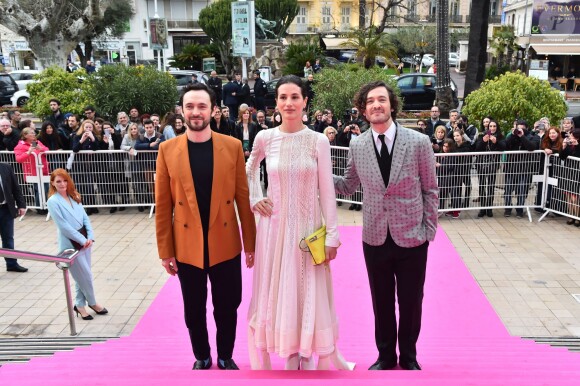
[155,132,256,269]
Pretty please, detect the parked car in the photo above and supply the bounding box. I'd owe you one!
[421,54,435,67]
[10,89,29,107]
[449,52,460,67]
[9,70,40,90]
[168,70,208,93]
[324,56,342,67]
[338,50,357,63]
[395,73,458,111]
[0,73,19,106]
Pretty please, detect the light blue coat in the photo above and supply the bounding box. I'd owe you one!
[47,193,97,307]
[47,193,94,251]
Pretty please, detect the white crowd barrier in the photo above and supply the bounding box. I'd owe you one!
[2,148,580,223]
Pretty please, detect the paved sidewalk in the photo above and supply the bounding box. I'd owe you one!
[1,206,579,338]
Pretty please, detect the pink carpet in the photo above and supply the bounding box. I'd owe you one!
[1,226,579,385]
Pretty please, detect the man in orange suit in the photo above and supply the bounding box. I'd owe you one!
[155,83,256,370]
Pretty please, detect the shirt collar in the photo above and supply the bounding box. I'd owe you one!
[371,121,397,143]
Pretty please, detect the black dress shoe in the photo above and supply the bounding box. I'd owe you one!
[7,264,28,273]
[355,204,362,211]
[349,204,356,211]
[109,207,117,214]
[487,210,493,217]
[477,210,486,218]
[217,358,239,370]
[400,361,422,370]
[118,207,126,212]
[368,359,397,370]
[192,357,212,370]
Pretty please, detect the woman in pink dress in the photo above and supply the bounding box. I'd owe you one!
[245,75,354,370]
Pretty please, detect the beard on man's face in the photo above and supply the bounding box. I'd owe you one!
[185,116,211,132]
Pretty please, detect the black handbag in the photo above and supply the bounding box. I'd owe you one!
[69,226,88,250]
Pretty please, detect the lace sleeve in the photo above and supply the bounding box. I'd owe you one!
[246,130,267,210]
[316,134,340,247]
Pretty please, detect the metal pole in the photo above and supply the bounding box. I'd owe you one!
[61,266,77,336]
[154,0,162,72]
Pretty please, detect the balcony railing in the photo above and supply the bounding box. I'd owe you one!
[489,15,502,24]
[167,20,201,30]
[449,14,463,23]
[406,14,421,22]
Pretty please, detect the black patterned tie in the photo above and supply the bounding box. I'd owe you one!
[378,134,388,158]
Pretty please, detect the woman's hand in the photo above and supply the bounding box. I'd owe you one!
[489,135,497,144]
[129,148,136,156]
[84,239,93,248]
[325,246,338,263]
[245,251,255,268]
[253,198,273,217]
[244,150,250,157]
[544,148,553,155]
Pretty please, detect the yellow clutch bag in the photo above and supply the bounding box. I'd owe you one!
[299,225,327,265]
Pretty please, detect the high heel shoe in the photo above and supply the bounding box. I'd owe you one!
[88,305,108,315]
[74,305,94,320]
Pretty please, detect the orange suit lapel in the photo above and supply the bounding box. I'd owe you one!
[209,132,225,227]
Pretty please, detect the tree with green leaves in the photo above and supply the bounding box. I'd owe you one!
[283,36,323,76]
[255,0,299,39]
[311,66,400,116]
[199,0,234,74]
[390,26,437,56]
[26,67,93,118]
[74,1,135,67]
[0,0,133,69]
[462,71,567,135]
[342,28,397,69]
[490,25,519,68]
[435,0,455,113]
[169,44,210,70]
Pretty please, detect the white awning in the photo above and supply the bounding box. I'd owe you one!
[322,38,356,50]
[530,44,580,55]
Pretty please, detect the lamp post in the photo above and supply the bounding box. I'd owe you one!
[416,24,428,72]
[154,0,162,71]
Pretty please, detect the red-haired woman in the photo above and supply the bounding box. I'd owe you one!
[46,168,108,320]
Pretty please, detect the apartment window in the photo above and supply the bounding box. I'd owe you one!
[408,0,417,16]
[450,1,459,16]
[297,6,307,25]
[490,0,498,16]
[430,0,437,16]
[322,5,332,25]
[171,0,187,20]
[341,7,350,25]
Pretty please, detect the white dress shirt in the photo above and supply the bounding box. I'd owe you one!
[371,121,397,155]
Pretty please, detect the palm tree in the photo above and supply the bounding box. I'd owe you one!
[342,28,398,69]
[464,0,490,99]
[435,0,455,112]
[490,25,519,68]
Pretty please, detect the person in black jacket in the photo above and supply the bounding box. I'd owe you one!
[436,138,456,216]
[234,106,258,161]
[207,71,223,108]
[474,120,506,217]
[253,70,268,111]
[134,119,165,210]
[46,99,67,131]
[426,106,445,138]
[452,129,473,215]
[210,108,232,136]
[503,120,541,218]
[0,119,20,151]
[222,75,239,122]
[560,129,580,226]
[0,162,28,272]
[238,78,252,107]
[71,119,101,214]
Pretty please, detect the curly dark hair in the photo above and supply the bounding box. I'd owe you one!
[179,82,216,110]
[353,81,399,122]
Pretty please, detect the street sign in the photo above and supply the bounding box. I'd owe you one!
[203,58,216,72]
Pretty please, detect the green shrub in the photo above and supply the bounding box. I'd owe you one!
[311,66,400,118]
[85,65,179,120]
[462,70,567,134]
[485,64,511,80]
[26,66,93,119]
[283,37,323,76]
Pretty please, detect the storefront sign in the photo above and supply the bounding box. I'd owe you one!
[532,0,580,34]
[13,41,30,51]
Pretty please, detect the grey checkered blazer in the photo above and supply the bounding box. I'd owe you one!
[334,123,438,247]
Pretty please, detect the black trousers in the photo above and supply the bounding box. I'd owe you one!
[363,231,428,364]
[176,255,242,361]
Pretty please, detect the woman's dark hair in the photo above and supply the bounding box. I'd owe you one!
[487,119,504,140]
[353,81,399,121]
[38,121,63,150]
[571,128,580,140]
[275,75,307,99]
[95,117,104,125]
[481,115,493,129]
[443,138,455,151]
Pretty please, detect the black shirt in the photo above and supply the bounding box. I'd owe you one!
[188,138,214,267]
